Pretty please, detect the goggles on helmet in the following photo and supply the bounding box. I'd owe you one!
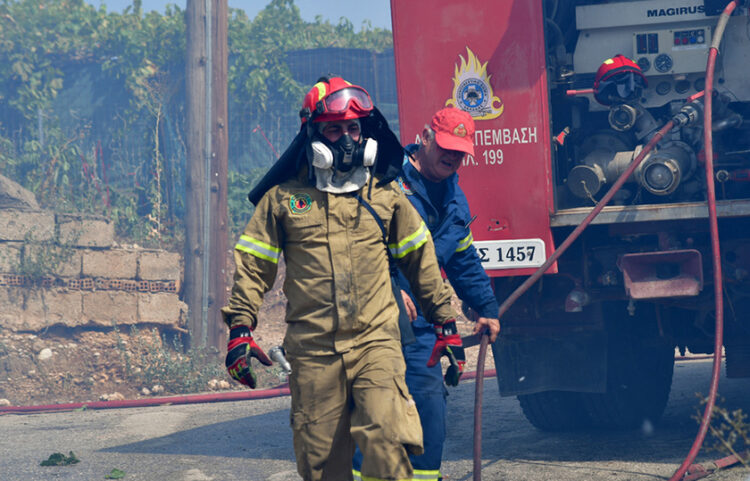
[315,86,373,117]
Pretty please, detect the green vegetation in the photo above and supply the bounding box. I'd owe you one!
[114,325,226,394]
[12,232,77,284]
[227,168,267,236]
[696,394,750,471]
[0,0,392,246]
[40,451,81,466]
[105,468,127,479]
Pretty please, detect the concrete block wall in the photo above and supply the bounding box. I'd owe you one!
[0,209,186,332]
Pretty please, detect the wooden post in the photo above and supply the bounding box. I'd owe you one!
[185,0,206,347]
[184,0,228,349]
[209,0,229,349]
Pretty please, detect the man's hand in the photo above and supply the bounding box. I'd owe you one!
[474,316,500,343]
[400,289,418,322]
[463,304,500,343]
[225,326,272,388]
[426,319,466,386]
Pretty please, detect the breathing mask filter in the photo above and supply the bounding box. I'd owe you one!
[307,120,378,193]
[309,133,377,171]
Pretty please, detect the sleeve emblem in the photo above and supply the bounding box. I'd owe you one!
[397,177,414,195]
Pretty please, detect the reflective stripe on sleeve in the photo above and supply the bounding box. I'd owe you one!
[235,235,281,264]
[388,221,429,259]
[455,231,473,253]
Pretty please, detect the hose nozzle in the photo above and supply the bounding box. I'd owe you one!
[269,346,292,374]
[672,99,703,127]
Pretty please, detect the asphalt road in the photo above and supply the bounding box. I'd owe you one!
[1,358,750,481]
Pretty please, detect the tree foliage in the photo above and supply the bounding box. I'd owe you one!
[0,0,392,245]
[229,0,391,113]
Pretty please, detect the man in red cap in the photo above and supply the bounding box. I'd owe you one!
[417,106,478,181]
[353,107,501,481]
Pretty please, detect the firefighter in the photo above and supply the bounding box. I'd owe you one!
[221,77,464,481]
[354,107,501,481]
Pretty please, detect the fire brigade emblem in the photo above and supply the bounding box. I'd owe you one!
[289,193,312,214]
[397,177,414,195]
[453,123,467,137]
[446,47,504,120]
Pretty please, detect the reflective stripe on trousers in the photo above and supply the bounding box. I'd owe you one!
[352,468,441,481]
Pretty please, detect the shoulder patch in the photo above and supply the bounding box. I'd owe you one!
[397,177,414,196]
[289,193,312,214]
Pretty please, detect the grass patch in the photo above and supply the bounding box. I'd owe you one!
[695,394,750,471]
[114,325,225,394]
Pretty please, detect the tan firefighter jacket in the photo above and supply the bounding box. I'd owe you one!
[221,171,458,357]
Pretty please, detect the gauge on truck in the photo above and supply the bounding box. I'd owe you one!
[637,57,651,73]
[655,53,673,73]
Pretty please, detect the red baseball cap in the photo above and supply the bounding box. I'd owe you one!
[431,107,475,156]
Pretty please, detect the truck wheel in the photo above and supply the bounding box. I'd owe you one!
[518,390,591,431]
[581,336,674,429]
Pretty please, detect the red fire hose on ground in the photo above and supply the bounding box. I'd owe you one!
[0,369,500,416]
[0,385,292,415]
[469,3,737,480]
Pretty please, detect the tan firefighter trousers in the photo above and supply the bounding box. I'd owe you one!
[288,339,423,481]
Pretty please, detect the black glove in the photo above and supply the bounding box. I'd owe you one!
[426,319,466,386]
[225,326,272,388]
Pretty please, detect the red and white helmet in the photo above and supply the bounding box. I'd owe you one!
[301,77,373,124]
[593,54,648,105]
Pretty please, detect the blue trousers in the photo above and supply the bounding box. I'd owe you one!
[353,324,446,481]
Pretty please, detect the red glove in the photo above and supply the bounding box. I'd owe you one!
[427,319,466,386]
[225,326,272,388]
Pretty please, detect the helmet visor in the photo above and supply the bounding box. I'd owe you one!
[321,87,373,115]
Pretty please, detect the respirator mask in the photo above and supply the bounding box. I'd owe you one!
[308,122,378,193]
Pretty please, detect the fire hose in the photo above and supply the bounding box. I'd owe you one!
[0,386,293,415]
[668,2,735,479]
[466,3,738,480]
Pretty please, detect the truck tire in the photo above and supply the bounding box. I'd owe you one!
[518,390,591,431]
[581,335,674,429]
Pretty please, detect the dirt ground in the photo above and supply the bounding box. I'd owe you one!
[0,264,489,407]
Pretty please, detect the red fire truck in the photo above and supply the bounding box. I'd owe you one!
[391,0,750,430]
